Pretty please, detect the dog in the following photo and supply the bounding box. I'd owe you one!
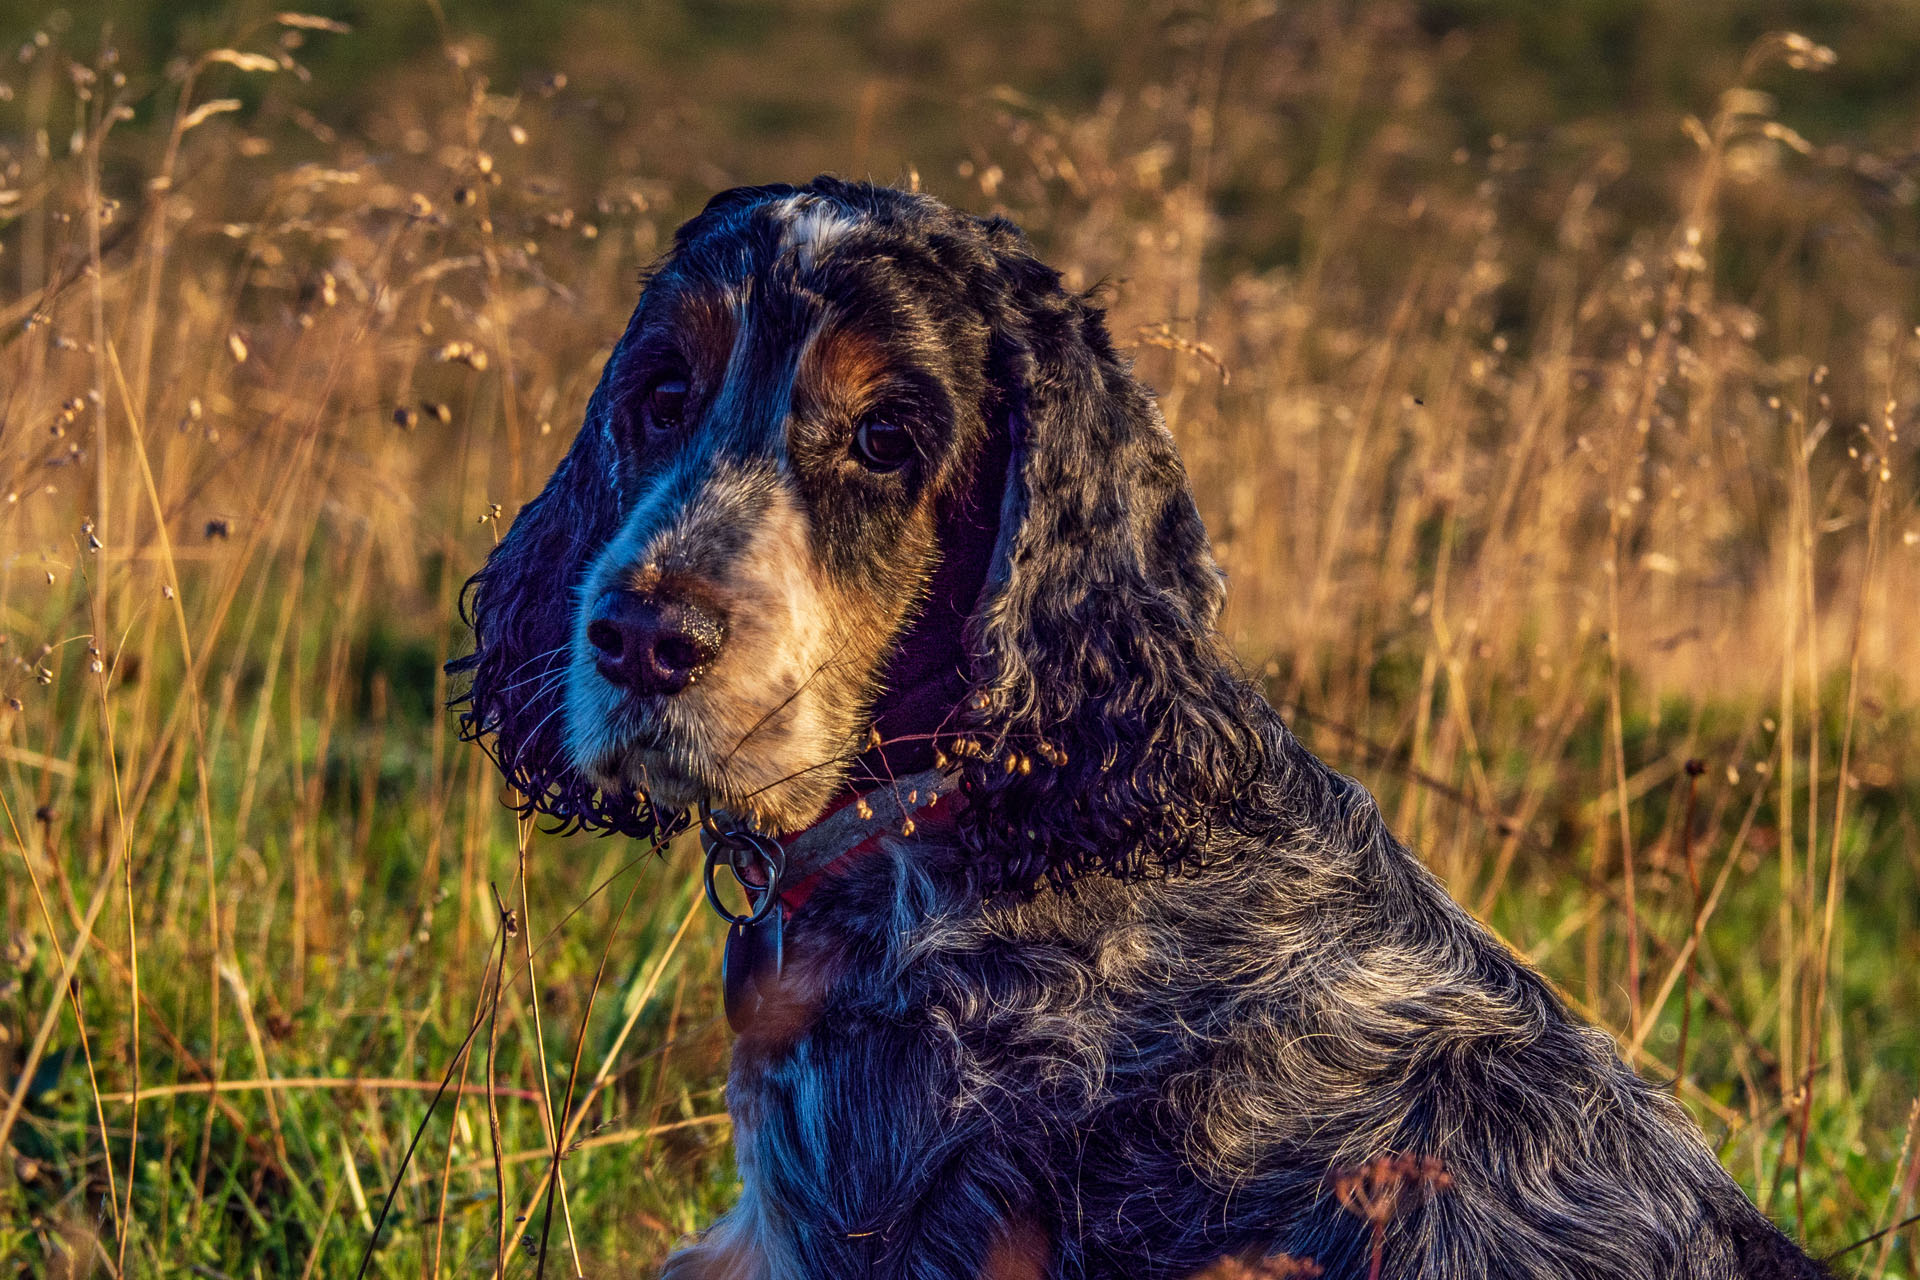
[451,177,1827,1279]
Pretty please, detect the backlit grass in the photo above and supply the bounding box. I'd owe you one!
[0,5,1916,1276]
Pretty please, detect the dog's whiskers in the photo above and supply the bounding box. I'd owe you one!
[515,688,579,759]
[493,644,570,694]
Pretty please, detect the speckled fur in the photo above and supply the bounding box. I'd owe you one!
[452,179,1827,1280]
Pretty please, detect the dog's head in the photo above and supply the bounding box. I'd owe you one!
[452,177,1263,886]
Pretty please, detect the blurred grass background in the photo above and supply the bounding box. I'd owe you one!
[0,1,1917,1276]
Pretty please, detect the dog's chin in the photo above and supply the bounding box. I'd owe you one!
[578,744,701,814]
[581,741,844,835]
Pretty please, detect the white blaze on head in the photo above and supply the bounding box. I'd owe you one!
[772,194,860,268]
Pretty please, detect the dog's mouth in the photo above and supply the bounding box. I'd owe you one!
[584,743,838,833]
[572,707,706,807]
[567,689,852,833]
[587,743,703,812]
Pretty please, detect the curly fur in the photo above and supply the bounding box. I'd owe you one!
[449,337,674,839]
[450,177,1827,1279]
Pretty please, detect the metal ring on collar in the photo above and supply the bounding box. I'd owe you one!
[700,822,786,927]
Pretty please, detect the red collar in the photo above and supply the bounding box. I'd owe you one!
[772,768,961,918]
[704,769,961,1036]
[701,769,962,926]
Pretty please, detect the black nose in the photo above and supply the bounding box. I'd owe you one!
[585,590,725,696]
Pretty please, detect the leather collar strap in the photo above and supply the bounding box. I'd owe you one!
[703,767,961,923]
[776,768,960,917]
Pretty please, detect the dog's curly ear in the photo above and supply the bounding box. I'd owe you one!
[447,363,664,839]
[955,224,1266,889]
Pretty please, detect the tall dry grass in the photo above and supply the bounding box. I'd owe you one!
[0,4,1915,1276]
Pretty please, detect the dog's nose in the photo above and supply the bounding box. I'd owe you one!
[585,590,724,696]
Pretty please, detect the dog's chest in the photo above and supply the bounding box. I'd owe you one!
[718,864,1341,1275]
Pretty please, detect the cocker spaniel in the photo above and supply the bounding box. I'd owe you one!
[451,178,1826,1279]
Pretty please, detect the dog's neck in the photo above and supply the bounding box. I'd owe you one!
[848,426,1010,790]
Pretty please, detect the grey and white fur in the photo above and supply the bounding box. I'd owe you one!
[450,177,1828,1280]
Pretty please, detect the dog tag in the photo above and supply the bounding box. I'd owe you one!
[722,908,782,1034]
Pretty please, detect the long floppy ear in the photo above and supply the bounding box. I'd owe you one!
[447,367,665,839]
[954,228,1266,890]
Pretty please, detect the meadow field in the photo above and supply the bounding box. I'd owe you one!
[0,1,1917,1275]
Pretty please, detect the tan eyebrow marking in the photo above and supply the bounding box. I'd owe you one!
[797,323,892,417]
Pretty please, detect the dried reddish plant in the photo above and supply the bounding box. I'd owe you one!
[1330,1154,1454,1280]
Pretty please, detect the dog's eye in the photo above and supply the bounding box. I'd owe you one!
[640,377,688,439]
[852,421,916,472]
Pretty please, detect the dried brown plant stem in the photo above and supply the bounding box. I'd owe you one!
[82,44,113,555]
[288,526,376,1004]
[0,801,131,1173]
[353,911,507,1280]
[1604,268,1682,1036]
[514,821,585,1277]
[231,462,329,849]
[1790,394,1824,1239]
[1474,661,1588,916]
[0,789,121,1237]
[1773,392,1808,1132]
[1625,764,1775,1066]
[445,1111,731,1182]
[100,1076,545,1104]
[69,49,141,1271]
[126,51,212,416]
[505,886,705,1239]
[1796,390,1893,1235]
[405,551,460,966]
[430,1018,482,1280]
[1602,565,1640,1032]
[218,962,294,1175]
[637,969,691,1170]
[1674,760,1705,1085]
[106,336,258,1212]
[101,671,138,1273]
[486,879,516,1279]
[1763,372,1819,1223]
[1845,1097,1920,1280]
[295,1172,348,1280]
[431,908,510,1280]
[534,842,649,1278]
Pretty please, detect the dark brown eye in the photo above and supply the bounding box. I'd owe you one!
[852,420,915,472]
[641,377,688,439]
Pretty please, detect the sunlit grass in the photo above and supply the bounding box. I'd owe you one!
[0,6,1916,1277]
